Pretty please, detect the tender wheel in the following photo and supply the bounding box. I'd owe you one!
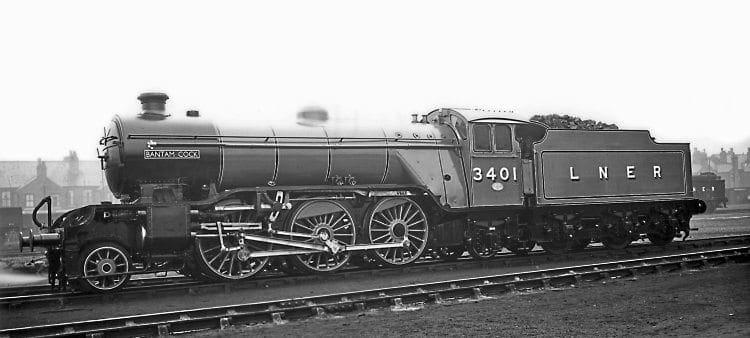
[506,239,536,255]
[435,246,465,261]
[540,240,571,255]
[467,228,497,259]
[600,216,632,250]
[286,200,356,273]
[78,243,131,292]
[570,236,590,252]
[540,218,573,255]
[365,197,429,266]
[647,213,676,246]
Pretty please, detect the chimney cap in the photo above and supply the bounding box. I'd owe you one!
[137,92,169,103]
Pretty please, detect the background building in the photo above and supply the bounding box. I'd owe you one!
[692,147,750,204]
[0,151,116,239]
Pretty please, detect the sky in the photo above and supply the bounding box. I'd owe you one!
[0,0,748,161]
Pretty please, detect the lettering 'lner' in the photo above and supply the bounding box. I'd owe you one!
[569,165,662,181]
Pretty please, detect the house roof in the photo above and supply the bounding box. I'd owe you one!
[0,160,105,188]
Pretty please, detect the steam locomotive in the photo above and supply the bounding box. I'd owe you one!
[20,93,705,292]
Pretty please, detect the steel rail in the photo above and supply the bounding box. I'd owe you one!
[1,234,748,308]
[2,246,747,337]
[0,276,188,298]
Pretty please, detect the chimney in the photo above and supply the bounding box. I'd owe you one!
[36,159,47,179]
[138,92,169,117]
[64,151,80,185]
[720,148,727,163]
[732,154,738,171]
[747,147,750,164]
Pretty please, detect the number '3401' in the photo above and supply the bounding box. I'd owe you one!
[472,167,518,182]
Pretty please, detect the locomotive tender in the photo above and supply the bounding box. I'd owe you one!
[20,93,705,292]
[692,172,727,213]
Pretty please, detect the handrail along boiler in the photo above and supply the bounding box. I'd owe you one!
[20,93,706,292]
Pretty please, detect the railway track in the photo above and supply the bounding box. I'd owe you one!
[1,234,748,310]
[1,245,747,337]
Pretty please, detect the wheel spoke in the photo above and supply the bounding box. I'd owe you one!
[407,234,423,244]
[402,204,412,222]
[372,218,390,227]
[294,222,313,232]
[373,233,391,242]
[330,213,346,228]
[208,251,224,265]
[203,245,220,255]
[403,209,420,224]
[228,252,236,276]
[217,252,230,271]
[406,219,424,228]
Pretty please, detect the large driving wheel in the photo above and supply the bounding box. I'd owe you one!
[78,243,130,292]
[194,206,269,281]
[195,235,269,281]
[365,197,429,266]
[286,200,356,273]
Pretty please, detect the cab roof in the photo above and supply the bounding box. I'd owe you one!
[429,108,531,125]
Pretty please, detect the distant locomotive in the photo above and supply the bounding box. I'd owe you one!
[692,172,727,213]
[20,93,705,292]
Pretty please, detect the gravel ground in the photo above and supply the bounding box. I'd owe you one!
[197,263,750,337]
[688,211,750,240]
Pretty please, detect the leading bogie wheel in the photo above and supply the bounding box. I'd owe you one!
[78,242,131,292]
[365,197,429,266]
[286,200,357,273]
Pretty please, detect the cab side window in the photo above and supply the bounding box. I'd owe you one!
[494,125,512,152]
[473,124,491,152]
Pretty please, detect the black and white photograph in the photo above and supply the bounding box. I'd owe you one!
[0,1,748,336]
